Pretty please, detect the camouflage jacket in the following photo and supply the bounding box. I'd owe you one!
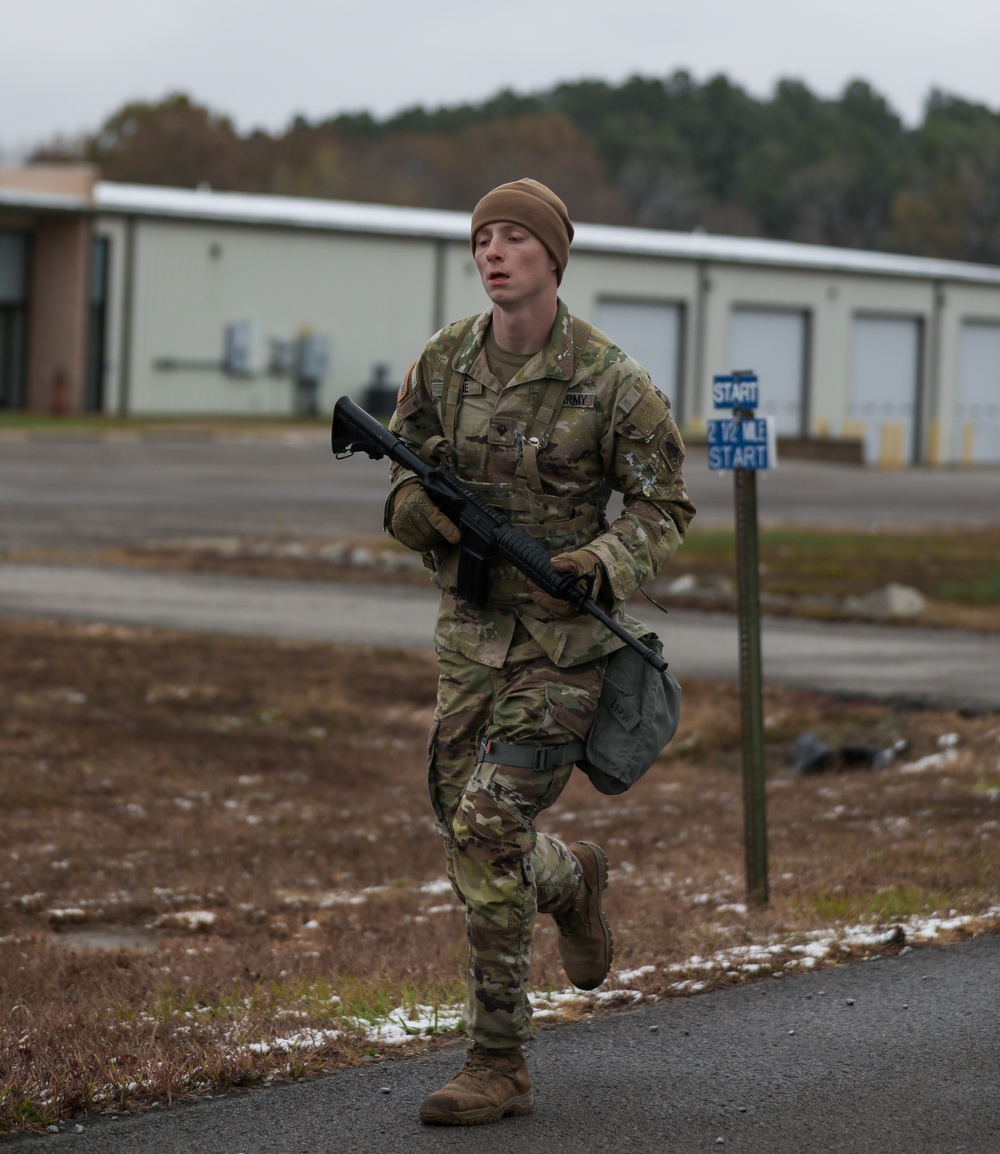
[386,300,696,669]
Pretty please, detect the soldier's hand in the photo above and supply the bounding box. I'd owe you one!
[532,549,605,616]
[389,482,461,552]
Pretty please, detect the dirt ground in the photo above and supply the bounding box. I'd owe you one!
[2,615,998,1132]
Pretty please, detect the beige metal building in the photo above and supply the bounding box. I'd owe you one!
[2,165,1000,465]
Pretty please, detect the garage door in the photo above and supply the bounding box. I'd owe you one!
[595,299,683,414]
[954,322,1000,464]
[847,317,921,466]
[728,308,808,435]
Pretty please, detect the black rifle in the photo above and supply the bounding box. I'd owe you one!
[331,396,668,673]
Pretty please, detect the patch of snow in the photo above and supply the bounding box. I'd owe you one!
[900,749,958,774]
[616,964,657,983]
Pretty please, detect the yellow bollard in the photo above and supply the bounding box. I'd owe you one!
[879,422,906,470]
[962,422,975,466]
[927,419,940,467]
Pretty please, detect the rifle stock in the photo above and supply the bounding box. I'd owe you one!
[331,396,669,673]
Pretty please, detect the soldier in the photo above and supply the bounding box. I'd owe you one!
[385,178,695,1125]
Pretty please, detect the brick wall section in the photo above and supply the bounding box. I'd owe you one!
[25,215,92,413]
[0,165,97,198]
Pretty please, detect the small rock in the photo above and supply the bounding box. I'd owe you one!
[46,1125,59,1134]
[649,1025,659,1033]
[380,1086,392,1094]
[667,573,698,595]
[846,998,855,1006]
[848,583,926,620]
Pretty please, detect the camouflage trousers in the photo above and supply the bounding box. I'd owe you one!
[428,624,604,1049]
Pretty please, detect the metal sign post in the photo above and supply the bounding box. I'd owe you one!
[708,371,775,905]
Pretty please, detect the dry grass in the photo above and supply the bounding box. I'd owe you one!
[5,523,1000,632]
[1,618,999,1134]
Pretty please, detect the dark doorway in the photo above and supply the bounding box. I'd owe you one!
[85,236,109,412]
[0,230,28,410]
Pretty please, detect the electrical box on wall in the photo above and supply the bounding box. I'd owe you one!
[295,334,330,383]
[223,319,266,376]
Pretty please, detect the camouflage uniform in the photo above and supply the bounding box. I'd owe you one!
[387,299,695,1049]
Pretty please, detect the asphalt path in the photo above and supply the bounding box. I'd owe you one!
[2,432,1000,550]
[1,563,998,712]
[23,933,1000,1153]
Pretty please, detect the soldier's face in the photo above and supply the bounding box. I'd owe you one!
[474,222,558,310]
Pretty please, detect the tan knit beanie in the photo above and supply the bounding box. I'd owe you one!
[470,178,574,284]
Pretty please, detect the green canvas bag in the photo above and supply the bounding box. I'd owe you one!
[578,632,682,795]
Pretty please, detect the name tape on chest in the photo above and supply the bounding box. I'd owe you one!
[563,392,595,409]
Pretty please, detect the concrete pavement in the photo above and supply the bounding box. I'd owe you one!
[1,562,997,712]
[3,435,1000,552]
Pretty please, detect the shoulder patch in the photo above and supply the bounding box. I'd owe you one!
[616,384,669,441]
[397,362,416,405]
[659,431,682,471]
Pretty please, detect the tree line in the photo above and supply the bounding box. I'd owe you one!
[33,72,1000,265]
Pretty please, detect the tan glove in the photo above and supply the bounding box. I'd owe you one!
[389,482,461,552]
[531,549,605,616]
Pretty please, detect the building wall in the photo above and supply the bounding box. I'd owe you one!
[101,217,444,416]
[933,281,1000,465]
[90,204,1000,465]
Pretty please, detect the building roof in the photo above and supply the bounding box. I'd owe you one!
[0,187,92,214]
[17,178,1000,287]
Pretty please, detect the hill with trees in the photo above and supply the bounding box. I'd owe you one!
[32,72,1000,265]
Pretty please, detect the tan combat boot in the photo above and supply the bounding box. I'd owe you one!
[554,841,613,990]
[418,1044,533,1125]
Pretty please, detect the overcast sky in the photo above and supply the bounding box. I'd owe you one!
[3,0,999,160]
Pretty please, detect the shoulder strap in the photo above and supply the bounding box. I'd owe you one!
[441,315,480,446]
[519,316,594,489]
[524,316,594,444]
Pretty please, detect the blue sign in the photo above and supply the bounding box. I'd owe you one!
[713,373,759,410]
[707,416,776,470]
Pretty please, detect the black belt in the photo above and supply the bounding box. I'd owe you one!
[478,739,585,771]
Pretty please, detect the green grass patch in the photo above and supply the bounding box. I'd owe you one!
[333,975,465,1030]
[808,886,953,924]
[675,527,1000,605]
[936,569,1000,605]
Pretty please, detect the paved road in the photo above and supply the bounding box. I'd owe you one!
[1,563,998,712]
[3,433,1000,550]
[24,933,1000,1153]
